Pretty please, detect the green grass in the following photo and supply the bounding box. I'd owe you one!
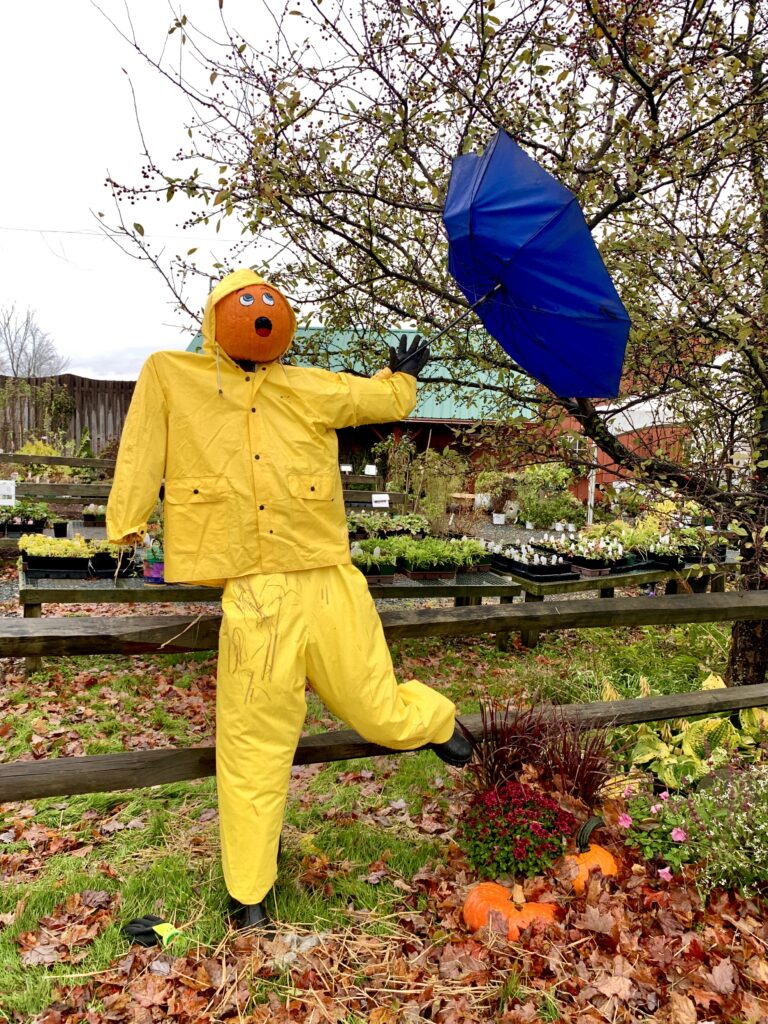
[0,618,737,1019]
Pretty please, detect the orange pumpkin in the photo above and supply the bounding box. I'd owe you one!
[215,281,297,363]
[463,882,558,940]
[564,816,618,894]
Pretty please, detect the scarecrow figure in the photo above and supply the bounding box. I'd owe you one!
[107,269,471,930]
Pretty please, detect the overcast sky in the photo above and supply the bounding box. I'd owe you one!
[0,2,269,380]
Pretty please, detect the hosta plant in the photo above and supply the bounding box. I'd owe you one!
[627,674,767,790]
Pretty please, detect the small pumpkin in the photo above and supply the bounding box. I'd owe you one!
[463,882,558,940]
[564,816,618,894]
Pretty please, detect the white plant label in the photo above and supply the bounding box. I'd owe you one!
[364,464,378,476]
[372,493,390,509]
[0,480,15,507]
[340,464,353,473]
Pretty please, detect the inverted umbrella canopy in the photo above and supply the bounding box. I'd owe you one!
[442,130,630,398]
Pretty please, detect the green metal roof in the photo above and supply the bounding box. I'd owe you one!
[187,327,529,423]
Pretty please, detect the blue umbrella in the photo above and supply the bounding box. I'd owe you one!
[441,129,630,398]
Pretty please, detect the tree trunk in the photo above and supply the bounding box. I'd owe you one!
[726,618,768,687]
[725,554,768,686]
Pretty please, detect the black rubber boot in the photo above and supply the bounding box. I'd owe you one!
[424,726,473,767]
[230,899,272,933]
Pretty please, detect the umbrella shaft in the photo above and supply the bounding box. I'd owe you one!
[397,282,502,365]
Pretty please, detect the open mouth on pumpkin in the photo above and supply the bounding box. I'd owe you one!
[254,317,272,337]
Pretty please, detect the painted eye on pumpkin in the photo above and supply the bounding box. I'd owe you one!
[239,293,255,307]
[262,293,275,306]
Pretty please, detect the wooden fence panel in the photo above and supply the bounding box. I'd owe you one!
[0,375,135,452]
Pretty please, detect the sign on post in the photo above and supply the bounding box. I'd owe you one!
[0,480,16,507]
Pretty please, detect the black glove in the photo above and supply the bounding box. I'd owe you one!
[388,334,429,379]
[122,915,180,948]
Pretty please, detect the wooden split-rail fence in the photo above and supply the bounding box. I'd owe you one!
[1,453,406,511]
[1,591,768,802]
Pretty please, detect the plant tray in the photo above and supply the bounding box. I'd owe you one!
[6,522,47,537]
[402,568,457,581]
[611,559,654,574]
[363,573,396,585]
[492,555,572,576]
[83,515,107,526]
[464,561,493,574]
[508,567,581,583]
[648,555,685,570]
[577,565,612,577]
[23,555,138,580]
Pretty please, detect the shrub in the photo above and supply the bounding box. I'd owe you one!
[461,699,618,807]
[458,781,577,878]
[539,712,618,809]
[461,701,555,792]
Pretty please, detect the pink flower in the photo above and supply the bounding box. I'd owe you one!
[660,791,670,801]
[622,784,635,798]
[618,813,633,828]
[650,803,663,814]
[658,866,673,882]
[670,827,687,842]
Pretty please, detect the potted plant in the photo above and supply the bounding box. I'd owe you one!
[475,471,510,524]
[5,499,50,537]
[399,536,459,580]
[83,503,107,526]
[142,537,165,584]
[450,538,492,573]
[350,540,398,584]
[88,540,139,579]
[53,520,69,538]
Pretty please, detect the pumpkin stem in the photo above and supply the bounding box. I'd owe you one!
[576,815,604,853]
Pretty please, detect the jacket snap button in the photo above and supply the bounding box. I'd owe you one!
[310,485,315,492]
[254,454,260,460]
[193,488,199,494]
[251,407,256,412]
[259,504,265,510]
[245,375,251,382]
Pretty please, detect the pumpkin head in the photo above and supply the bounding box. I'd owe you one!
[214,279,297,363]
[564,816,618,894]
[463,882,558,941]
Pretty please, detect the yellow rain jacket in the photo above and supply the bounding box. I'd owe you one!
[107,293,416,584]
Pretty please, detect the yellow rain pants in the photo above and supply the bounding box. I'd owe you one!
[216,562,456,904]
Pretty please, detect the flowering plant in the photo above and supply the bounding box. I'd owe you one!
[457,781,577,878]
[619,786,701,874]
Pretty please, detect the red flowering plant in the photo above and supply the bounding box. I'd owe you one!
[457,780,577,878]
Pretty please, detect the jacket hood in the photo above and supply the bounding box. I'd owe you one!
[201,269,297,358]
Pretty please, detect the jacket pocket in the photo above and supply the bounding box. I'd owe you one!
[165,476,229,505]
[164,476,229,558]
[286,473,336,501]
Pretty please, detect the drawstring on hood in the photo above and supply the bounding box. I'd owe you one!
[215,342,223,396]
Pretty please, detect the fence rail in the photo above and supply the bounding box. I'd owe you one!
[2,591,768,801]
[1,591,767,657]
[0,454,116,471]
[2,682,767,802]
